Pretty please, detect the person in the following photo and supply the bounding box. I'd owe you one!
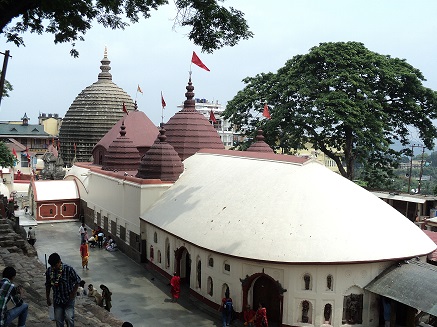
[170,272,180,302]
[87,284,103,306]
[88,235,97,248]
[100,284,112,312]
[122,323,133,327]
[244,304,256,326]
[27,227,36,246]
[45,252,81,327]
[78,223,85,243]
[255,303,268,327]
[76,280,87,304]
[0,266,28,327]
[220,289,233,327]
[80,240,89,270]
[97,230,104,248]
[83,228,89,243]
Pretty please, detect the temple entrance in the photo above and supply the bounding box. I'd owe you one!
[174,246,191,286]
[252,275,282,326]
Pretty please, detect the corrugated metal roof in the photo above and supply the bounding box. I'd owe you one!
[365,260,437,316]
[372,191,429,204]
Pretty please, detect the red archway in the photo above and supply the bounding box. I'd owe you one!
[241,272,285,326]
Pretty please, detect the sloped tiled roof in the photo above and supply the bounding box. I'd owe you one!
[0,123,49,138]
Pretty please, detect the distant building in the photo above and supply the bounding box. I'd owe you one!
[0,113,53,175]
[38,113,62,136]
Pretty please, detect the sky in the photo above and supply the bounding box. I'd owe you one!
[1,0,437,150]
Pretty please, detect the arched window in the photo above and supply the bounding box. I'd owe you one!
[303,273,312,290]
[221,283,229,298]
[153,232,158,243]
[149,245,154,262]
[324,303,332,324]
[208,256,214,267]
[327,274,333,291]
[302,300,310,323]
[196,258,201,289]
[157,250,162,264]
[207,277,213,296]
[342,286,364,325]
[165,238,170,268]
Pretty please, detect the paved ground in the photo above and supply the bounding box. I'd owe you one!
[30,221,222,327]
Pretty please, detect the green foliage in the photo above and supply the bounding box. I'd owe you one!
[0,72,13,97]
[0,142,16,168]
[224,42,437,182]
[0,0,252,57]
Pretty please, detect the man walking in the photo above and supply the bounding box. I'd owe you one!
[78,223,85,243]
[0,266,28,327]
[27,227,36,246]
[45,253,81,327]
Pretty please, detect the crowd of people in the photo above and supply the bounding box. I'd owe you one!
[82,224,118,252]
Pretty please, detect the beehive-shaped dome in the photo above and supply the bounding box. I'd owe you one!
[164,78,224,161]
[59,49,134,165]
[247,129,274,153]
[136,128,184,182]
[102,121,141,172]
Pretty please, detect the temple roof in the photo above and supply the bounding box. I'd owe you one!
[93,106,158,154]
[246,129,274,153]
[141,150,436,263]
[164,78,224,161]
[136,128,184,182]
[102,121,141,172]
[59,49,135,165]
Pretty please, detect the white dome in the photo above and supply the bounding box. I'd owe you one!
[140,150,436,263]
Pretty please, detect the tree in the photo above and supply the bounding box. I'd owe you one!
[0,141,16,168]
[0,0,253,57]
[0,74,12,98]
[224,42,437,182]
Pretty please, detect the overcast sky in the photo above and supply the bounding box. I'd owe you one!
[1,0,437,148]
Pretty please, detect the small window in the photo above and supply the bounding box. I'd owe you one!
[153,232,158,243]
[197,259,202,289]
[207,277,213,296]
[50,209,53,214]
[301,300,310,323]
[327,275,333,291]
[303,273,312,290]
[224,262,230,273]
[324,303,332,323]
[208,257,214,267]
[149,245,154,262]
[157,250,162,264]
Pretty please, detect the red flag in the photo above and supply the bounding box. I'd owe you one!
[209,110,217,123]
[191,51,210,71]
[123,102,129,115]
[263,103,271,119]
[161,92,166,109]
[12,148,17,158]
[137,85,143,94]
